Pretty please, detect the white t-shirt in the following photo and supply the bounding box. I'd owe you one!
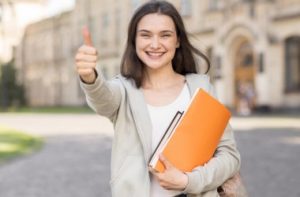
[147,84,190,197]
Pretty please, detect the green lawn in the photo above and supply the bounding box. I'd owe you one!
[0,126,43,164]
[2,106,93,114]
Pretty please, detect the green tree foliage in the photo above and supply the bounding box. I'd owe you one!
[0,60,25,110]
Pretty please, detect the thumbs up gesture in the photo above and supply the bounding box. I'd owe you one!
[75,26,98,84]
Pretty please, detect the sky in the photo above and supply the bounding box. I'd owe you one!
[43,0,75,17]
[14,0,75,27]
[0,0,76,61]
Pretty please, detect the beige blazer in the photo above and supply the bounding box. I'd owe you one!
[80,70,241,197]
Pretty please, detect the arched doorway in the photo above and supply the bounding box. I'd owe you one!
[234,41,256,114]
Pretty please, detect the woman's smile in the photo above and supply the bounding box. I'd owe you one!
[146,51,166,59]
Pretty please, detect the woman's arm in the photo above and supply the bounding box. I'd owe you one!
[149,124,240,194]
[183,124,241,194]
[182,85,241,194]
[75,29,122,121]
[80,69,122,121]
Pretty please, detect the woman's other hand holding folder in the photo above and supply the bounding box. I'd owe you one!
[149,154,188,191]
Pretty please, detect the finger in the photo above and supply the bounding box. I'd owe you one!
[82,26,93,46]
[148,166,159,175]
[78,45,97,55]
[75,53,98,63]
[77,68,95,76]
[76,62,96,69]
[160,183,171,190]
[159,154,172,170]
[158,179,173,190]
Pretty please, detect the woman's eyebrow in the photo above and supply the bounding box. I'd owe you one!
[160,30,175,34]
[137,29,175,33]
[137,29,151,33]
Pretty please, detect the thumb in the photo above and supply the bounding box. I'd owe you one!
[159,154,172,170]
[82,26,93,46]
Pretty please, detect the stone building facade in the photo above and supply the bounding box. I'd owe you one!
[16,11,83,106]
[16,0,300,110]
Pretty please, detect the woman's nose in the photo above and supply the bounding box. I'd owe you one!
[150,37,160,49]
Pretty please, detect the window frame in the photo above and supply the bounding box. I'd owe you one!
[284,36,300,93]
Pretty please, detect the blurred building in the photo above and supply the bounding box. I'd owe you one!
[0,2,16,63]
[16,11,80,106]
[15,0,300,110]
[0,0,53,63]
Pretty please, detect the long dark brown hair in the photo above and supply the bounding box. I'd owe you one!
[121,1,210,88]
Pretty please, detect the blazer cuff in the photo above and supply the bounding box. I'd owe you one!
[182,170,203,194]
[79,69,104,91]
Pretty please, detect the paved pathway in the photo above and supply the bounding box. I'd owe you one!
[0,113,114,137]
[0,113,300,197]
[232,115,300,197]
[0,114,113,197]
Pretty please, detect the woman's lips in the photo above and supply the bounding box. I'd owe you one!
[146,51,165,59]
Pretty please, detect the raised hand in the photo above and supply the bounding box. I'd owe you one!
[75,26,98,84]
[149,154,188,191]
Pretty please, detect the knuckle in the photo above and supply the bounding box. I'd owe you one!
[75,54,81,61]
[88,62,95,68]
[159,180,164,185]
[76,62,84,67]
[91,48,97,54]
[92,56,98,62]
[78,45,86,52]
[157,175,165,182]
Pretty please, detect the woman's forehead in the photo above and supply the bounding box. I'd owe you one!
[137,13,176,32]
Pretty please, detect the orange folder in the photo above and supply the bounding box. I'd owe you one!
[149,88,231,173]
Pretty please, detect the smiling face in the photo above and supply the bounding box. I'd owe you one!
[135,13,179,72]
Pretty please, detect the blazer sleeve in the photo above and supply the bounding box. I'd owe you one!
[183,84,241,194]
[80,67,122,121]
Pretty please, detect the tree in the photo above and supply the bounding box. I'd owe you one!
[0,60,25,111]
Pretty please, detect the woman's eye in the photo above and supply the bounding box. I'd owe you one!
[162,34,171,38]
[140,34,150,38]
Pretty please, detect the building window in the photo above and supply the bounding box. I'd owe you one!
[214,56,222,80]
[115,8,121,45]
[180,0,192,17]
[285,36,300,92]
[208,0,225,10]
[258,53,264,73]
[209,0,217,10]
[102,13,109,29]
[206,48,222,82]
[0,3,3,22]
[100,13,109,46]
[236,42,254,68]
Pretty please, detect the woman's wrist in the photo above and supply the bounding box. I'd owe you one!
[180,172,189,190]
[80,69,98,84]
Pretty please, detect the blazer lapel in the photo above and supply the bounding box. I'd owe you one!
[120,78,153,162]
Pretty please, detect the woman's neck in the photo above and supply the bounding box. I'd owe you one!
[142,66,185,90]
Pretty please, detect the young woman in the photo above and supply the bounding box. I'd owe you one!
[75,1,240,197]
